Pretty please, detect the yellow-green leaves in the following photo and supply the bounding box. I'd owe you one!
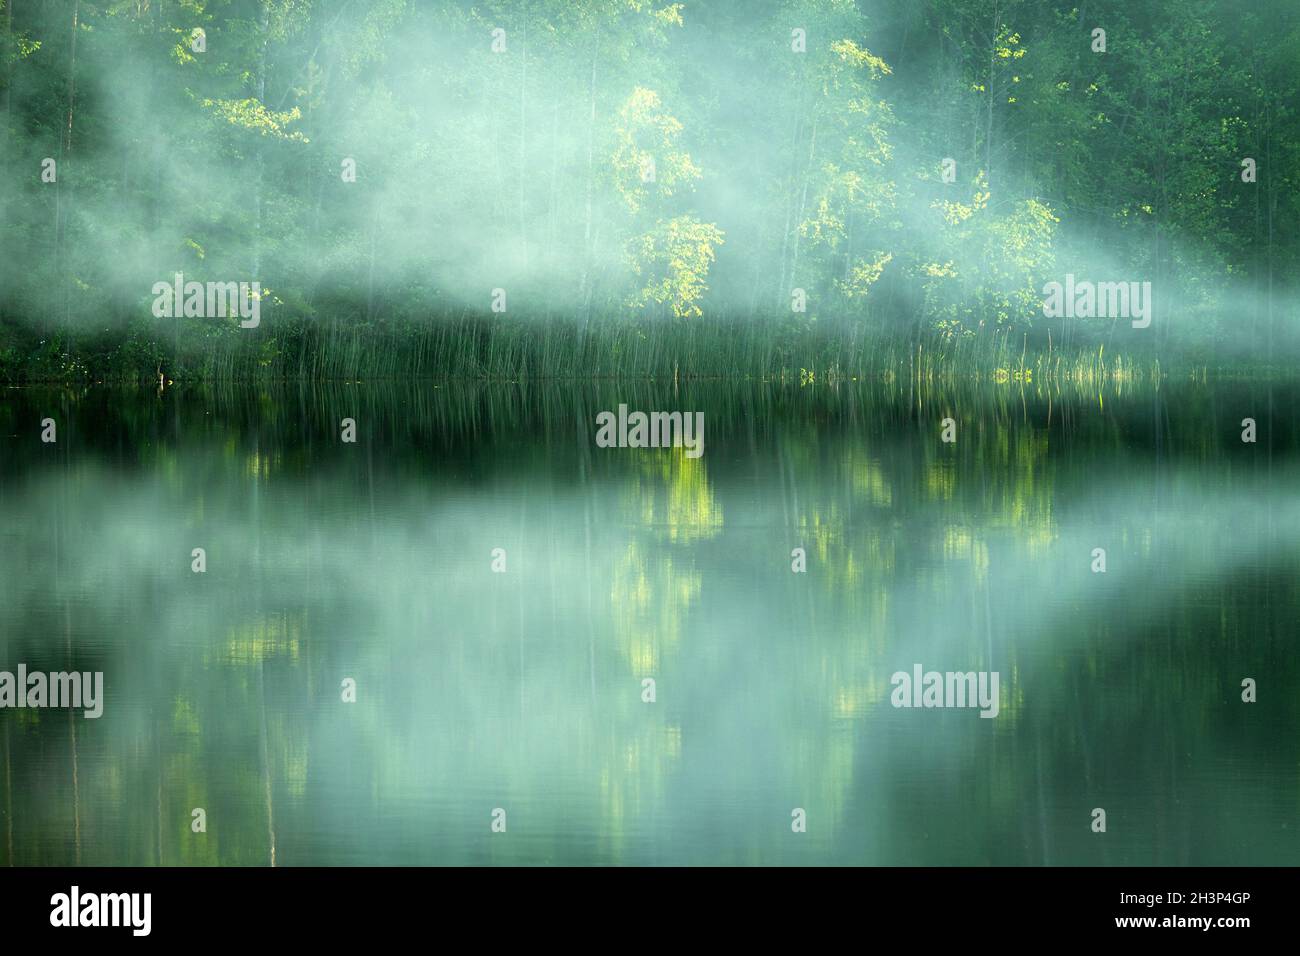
[200,98,309,142]
[627,217,725,318]
[838,252,894,299]
[829,39,891,79]
[612,87,701,214]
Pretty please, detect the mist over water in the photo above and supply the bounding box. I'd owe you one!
[2,0,1299,877]
[1,378,1296,865]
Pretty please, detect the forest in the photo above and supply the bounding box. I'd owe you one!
[0,0,1296,381]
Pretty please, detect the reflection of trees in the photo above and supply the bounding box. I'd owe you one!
[1,380,1298,864]
[596,447,722,855]
[622,447,724,545]
[610,542,698,674]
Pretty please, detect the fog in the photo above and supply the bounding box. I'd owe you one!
[1,0,1298,376]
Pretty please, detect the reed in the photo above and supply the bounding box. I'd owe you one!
[0,310,1182,385]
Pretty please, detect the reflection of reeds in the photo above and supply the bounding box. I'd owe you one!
[156,730,163,866]
[3,372,1295,865]
[1,617,9,865]
[3,722,11,865]
[66,604,81,866]
[259,660,277,868]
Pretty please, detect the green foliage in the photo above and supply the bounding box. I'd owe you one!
[1,0,1298,379]
[918,173,1059,332]
[627,216,725,318]
[201,98,309,141]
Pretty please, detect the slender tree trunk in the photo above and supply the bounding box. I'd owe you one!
[1250,51,1261,348]
[548,99,560,248]
[365,203,379,323]
[517,15,527,271]
[4,0,14,120]
[776,102,798,309]
[252,4,270,279]
[52,0,80,339]
[1265,94,1275,356]
[151,1,163,280]
[984,1,997,192]
[545,100,559,318]
[580,52,597,330]
[790,117,818,292]
[64,0,78,314]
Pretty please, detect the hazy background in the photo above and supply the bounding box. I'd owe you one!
[1,0,1298,379]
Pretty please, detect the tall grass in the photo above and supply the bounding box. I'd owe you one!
[1,310,1181,385]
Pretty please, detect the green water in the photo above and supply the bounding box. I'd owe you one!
[0,378,1297,865]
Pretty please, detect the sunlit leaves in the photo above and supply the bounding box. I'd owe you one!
[611,87,702,214]
[200,98,309,141]
[626,216,725,318]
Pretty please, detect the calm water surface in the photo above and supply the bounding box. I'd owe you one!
[1,378,1297,865]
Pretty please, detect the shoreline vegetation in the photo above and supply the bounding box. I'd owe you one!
[3,1,1298,391]
[0,313,1238,386]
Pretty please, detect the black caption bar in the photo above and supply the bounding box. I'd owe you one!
[0,866,1280,942]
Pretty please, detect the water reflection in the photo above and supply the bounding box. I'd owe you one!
[0,378,1296,865]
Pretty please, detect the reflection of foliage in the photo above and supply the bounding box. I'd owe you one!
[163,753,221,865]
[609,541,699,674]
[598,441,722,841]
[217,613,303,666]
[982,425,1056,553]
[625,447,724,543]
[845,447,893,507]
[798,504,860,590]
[6,380,1299,865]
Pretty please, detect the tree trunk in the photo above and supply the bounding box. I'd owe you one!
[252,3,270,279]
[53,0,80,338]
[984,0,997,192]
[518,16,527,271]
[366,203,379,323]
[580,52,597,330]
[546,99,559,318]
[789,116,818,293]
[4,0,14,120]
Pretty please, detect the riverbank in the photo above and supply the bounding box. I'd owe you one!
[0,312,1219,386]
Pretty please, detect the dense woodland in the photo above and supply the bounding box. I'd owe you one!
[0,0,1297,380]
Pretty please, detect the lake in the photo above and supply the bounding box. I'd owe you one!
[1,376,1297,865]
